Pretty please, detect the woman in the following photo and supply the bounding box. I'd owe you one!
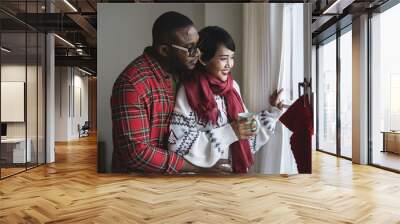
[168,26,283,173]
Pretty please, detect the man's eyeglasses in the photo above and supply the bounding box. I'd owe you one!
[170,44,201,57]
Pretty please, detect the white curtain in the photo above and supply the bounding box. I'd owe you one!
[243,3,304,174]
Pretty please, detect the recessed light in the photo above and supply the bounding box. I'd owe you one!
[63,0,78,12]
[1,47,11,53]
[77,67,93,76]
[322,0,348,15]
[54,34,75,48]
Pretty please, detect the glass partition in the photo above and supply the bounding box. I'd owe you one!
[1,31,28,177]
[0,1,46,179]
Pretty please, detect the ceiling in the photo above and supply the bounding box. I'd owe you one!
[1,0,97,74]
[311,0,390,43]
[0,0,394,75]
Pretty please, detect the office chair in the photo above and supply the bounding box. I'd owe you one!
[79,121,90,138]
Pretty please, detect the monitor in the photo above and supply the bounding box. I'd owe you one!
[1,123,7,137]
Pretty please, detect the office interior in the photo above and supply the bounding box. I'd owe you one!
[0,0,97,179]
[0,0,400,222]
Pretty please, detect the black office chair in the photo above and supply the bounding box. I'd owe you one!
[79,121,90,138]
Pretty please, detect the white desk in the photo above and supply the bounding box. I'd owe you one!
[1,138,31,163]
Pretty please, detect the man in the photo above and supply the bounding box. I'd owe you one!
[111,12,200,174]
[111,11,264,174]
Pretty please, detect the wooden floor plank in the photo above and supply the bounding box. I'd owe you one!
[0,134,400,223]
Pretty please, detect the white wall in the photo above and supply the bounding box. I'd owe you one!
[1,66,26,127]
[72,73,89,138]
[55,67,69,141]
[55,67,89,141]
[97,3,244,172]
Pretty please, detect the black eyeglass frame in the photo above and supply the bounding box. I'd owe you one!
[170,44,201,57]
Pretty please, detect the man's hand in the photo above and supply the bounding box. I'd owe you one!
[269,88,284,110]
[231,117,257,140]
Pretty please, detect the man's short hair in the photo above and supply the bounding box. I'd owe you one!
[152,11,194,46]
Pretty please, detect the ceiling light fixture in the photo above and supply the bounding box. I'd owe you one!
[322,0,347,14]
[54,34,75,48]
[63,0,78,12]
[78,67,93,76]
[1,47,11,53]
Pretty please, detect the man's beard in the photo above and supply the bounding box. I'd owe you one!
[168,54,190,75]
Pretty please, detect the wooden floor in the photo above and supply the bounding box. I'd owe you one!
[1,134,400,223]
[1,167,26,178]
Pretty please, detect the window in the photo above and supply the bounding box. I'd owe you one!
[316,25,353,159]
[317,36,337,155]
[370,2,400,171]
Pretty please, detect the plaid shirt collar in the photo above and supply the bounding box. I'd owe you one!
[143,47,172,81]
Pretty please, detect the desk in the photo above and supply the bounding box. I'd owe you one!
[382,131,400,154]
[1,138,31,163]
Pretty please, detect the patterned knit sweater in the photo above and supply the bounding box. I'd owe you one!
[168,80,282,168]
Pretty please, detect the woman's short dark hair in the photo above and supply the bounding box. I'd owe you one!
[198,26,236,62]
[152,11,194,46]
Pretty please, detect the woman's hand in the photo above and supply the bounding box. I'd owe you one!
[269,88,284,110]
[231,116,257,140]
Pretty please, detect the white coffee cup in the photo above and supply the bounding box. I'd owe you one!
[238,112,260,133]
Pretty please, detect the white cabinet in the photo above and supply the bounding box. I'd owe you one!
[1,138,32,163]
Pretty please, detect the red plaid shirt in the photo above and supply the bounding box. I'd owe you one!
[111,47,186,173]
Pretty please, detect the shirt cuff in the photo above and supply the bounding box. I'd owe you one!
[166,153,185,174]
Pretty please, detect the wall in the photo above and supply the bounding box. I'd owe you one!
[73,72,89,138]
[88,77,97,131]
[55,67,69,141]
[54,67,89,141]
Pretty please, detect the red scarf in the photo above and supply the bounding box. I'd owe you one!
[184,71,253,173]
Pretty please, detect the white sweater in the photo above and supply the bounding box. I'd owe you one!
[168,81,282,168]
